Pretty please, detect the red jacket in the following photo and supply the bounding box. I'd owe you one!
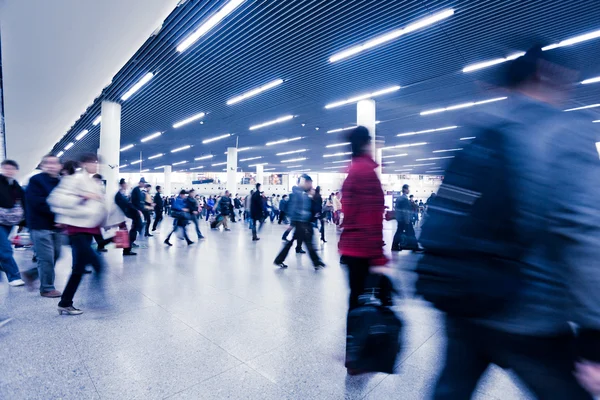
[338,155,387,266]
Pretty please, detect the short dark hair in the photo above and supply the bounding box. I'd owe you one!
[41,154,58,163]
[347,126,371,157]
[179,190,187,195]
[79,153,98,164]
[119,178,127,185]
[62,160,79,176]
[301,174,312,182]
[402,184,409,190]
[156,185,161,191]
[1,160,19,169]
[256,183,261,190]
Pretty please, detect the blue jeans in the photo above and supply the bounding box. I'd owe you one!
[0,225,21,282]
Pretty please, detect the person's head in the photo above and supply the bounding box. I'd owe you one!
[92,174,103,183]
[402,184,410,195]
[409,195,414,201]
[250,189,254,195]
[225,190,230,197]
[61,160,79,176]
[145,184,152,192]
[347,126,371,158]
[138,177,147,188]
[315,186,321,195]
[119,178,128,191]
[189,189,196,197]
[40,154,61,177]
[156,185,162,193]
[79,153,99,174]
[1,160,19,179]
[179,189,187,198]
[282,194,287,200]
[299,174,313,191]
[256,183,261,191]
[277,194,280,198]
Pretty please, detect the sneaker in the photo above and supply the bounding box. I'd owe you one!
[198,235,205,240]
[314,262,326,270]
[252,237,260,241]
[123,251,137,256]
[164,239,173,247]
[131,243,140,248]
[58,306,83,316]
[97,248,108,253]
[41,290,62,298]
[224,228,231,231]
[8,279,25,287]
[296,249,306,254]
[186,240,195,245]
[145,234,153,237]
[274,262,288,269]
[0,317,13,329]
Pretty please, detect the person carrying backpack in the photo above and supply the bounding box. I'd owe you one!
[418,46,600,399]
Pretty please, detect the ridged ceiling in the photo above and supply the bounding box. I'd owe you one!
[52,0,600,175]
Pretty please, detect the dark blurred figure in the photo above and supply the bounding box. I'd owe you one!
[115,179,142,256]
[186,189,204,239]
[418,46,598,399]
[143,183,154,237]
[165,190,193,246]
[152,185,163,232]
[391,184,412,251]
[130,178,146,244]
[60,160,79,177]
[250,184,264,241]
[312,186,326,243]
[0,159,25,286]
[278,194,288,224]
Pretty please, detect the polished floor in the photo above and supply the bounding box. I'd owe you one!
[0,217,534,399]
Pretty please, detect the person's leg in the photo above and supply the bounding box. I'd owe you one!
[274,236,295,264]
[143,211,152,236]
[295,225,304,252]
[30,230,58,293]
[301,222,322,266]
[152,210,162,231]
[251,219,259,239]
[0,225,21,282]
[58,234,91,308]
[222,216,229,230]
[320,218,325,241]
[433,317,490,399]
[392,222,403,250]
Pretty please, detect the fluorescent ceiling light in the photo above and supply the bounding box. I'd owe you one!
[148,153,164,159]
[190,166,204,170]
[416,156,455,161]
[323,152,352,158]
[382,153,408,159]
[227,79,283,105]
[323,166,344,170]
[382,161,395,164]
[421,97,507,116]
[212,162,227,166]
[171,145,191,153]
[202,133,231,144]
[397,125,458,137]
[382,142,428,150]
[141,132,161,142]
[249,115,294,130]
[263,168,276,171]
[240,156,262,162]
[121,72,154,101]
[433,148,462,153]
[594,120,600,123]
[331,159,351,164]
[131,160,143,165]
[266,136,303,146]
[75,129,89,141]
[276,149,307,156]
[140,169,150,173]
[154,166,166,170]
[395,169,413,172]
[64,142,74,150]
[172,161,187,166]
[325,86,400,109]
[286,165,303,168]
[564,104,600,112]
[119,164,128,168]
[325,142,350,148]
[582,77,600,85]
[463,52,525,73]
[195,155,214,160]
[329,8,454,62]
[402,163,436,167]
[120,144,134,152]
[57,151,64,158]
[460,137,476,141]
[173,112,205,128]
[281,157,307,163]
[542,28,600,51]
[249,163,269,167]
[289,169,311,173]
[93,116,101,126]
[176,0,245,52]
[327,126,357,134]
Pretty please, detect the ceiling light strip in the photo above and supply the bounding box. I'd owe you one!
[249,115,294,130]
[281,157,307,163]
[276,149,307,156]
[420,97,507,116]
[325,86,400,109]
[141,132,162,142]
[397,125,458,137]
[121,72,154,101]
[75,130,89,141]
[325,142,350,148]
[120,144,134,152]
[171,145,191,153]
[173,112,206,128]
[148,153,164,159]
[432,148,462,153]
[227,79,283,105]
[202,133,231,144]
[564,104,600,112]
[266,136,303,146]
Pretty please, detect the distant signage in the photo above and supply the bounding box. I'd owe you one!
[192,179,214,185]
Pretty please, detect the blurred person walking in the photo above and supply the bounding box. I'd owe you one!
[115,179,141,256]
[143,183,154,237]
[48,153,107,315]
[278,194,288,224]
[129,178,147,244]
[391,184,418,251]
[22,155,62,297]
[186,189,204,239]
[313,186,326,243]
[164,190,193,246]
[215,190,232,231]
[151,185,164,232]
[250,184,264,241]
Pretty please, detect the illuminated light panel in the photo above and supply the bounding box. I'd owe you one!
[426,170,444,174]
[325,86,400,109]
[118,164,128,168]
[402,163,435,167]
[172,161,187,166]
[131,160,143,165]
[263,168,276,171]
[154,166,166,170]
[249,163,269,167]
[433,148,462,153]
[323,166,344,170]
[460,137,476,140]
[581,76,600,85]
[140,169,150,173]
[212,162,227,166]
[240,156,262,162]
[323,151,352,158]
[195,155,214,161]
[281,157,307,163]
[420,97,507,115]
[564,104,600,112]
[171,145,191,153]
[75,129,89,141]
[382,142,428,150]
[594,120,600,123]
[249,115,294,130]
[382,161,395,164]
[462,52,525,73]
[276,149,307,156]
[173,112,205,128]
[120,144,134,152]
[327,126,357,134]
[416,156,455,161]
[331,159,351,164]
[121,72,154,101]
[289,169,311,173]
[542,28,600,51]
[325,142,350,148]
[382,153,408,159]
[329,9,454,62]
[190,166,205,170]
[93,116,101,126]
[177,0,245,52]
[286,165,303,168]
[227,79,283,105]
[57,151,64,157]
[395,168,413,172]
[141,132,161,142]
[266,136,303,146]
[148,153,164,159]
[202,133,231,144]
[64,142,74,150]
[397,125,458,137]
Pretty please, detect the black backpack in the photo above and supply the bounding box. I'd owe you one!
[416,125,525,318]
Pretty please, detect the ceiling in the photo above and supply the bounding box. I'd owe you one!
[48,0,600,175]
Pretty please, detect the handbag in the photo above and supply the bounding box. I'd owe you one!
[114,229,130,249]
[0,200,24,226]
[384,210,395,221]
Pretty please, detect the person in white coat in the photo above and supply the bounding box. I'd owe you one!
[48,153,107,315]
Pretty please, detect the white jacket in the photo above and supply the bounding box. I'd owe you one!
[47,172,107,228]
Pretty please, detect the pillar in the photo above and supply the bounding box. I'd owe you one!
[357,99,381,174]
[256,164,264,187]
[98,101,121,192]
[164,165,172,195]
[226,147,237,194]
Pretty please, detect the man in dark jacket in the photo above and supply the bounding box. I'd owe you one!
[186,189,204,239]
[0,159,25,286]
[250,184,264,241]
[215,190,232,231]
[22,155,62,296]
[115,179,142,256]
[130,178,147,236]
[278,194,288,224]
[152,186,163,232]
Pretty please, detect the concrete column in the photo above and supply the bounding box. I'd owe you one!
[256,164,264,186]
[98,101,121,192]
[357,99,381,175]
[226,147,238,194]
[164,165,172,195]
[376,148,383,176]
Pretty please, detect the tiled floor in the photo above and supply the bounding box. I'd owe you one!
[0,218,533,399]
